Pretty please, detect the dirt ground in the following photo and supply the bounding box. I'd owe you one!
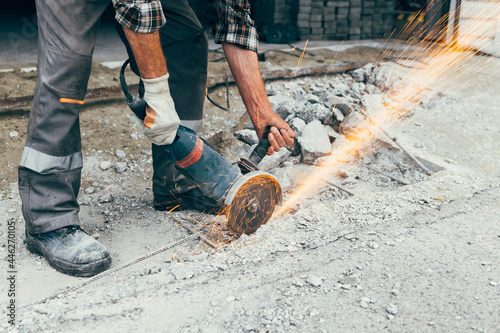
[0,42,499,332]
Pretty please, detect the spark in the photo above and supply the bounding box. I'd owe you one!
[167,205,179,214]
[324,40,344,78]
[295,39,309,76]
[275,2,500,217]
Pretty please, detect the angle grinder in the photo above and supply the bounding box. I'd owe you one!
[119,59,282,234]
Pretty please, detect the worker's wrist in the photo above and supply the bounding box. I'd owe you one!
[142,73,170,96]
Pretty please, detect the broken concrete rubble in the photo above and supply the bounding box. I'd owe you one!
[294,102,331,123]
[212,61,442,205]
[207,131,251,164]
[298,119,332,164]
[351,63,375,83]
[289,117,306,136]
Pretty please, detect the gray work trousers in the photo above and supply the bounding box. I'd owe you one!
[19,0,208,234]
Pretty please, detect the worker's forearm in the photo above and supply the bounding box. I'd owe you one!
[222,42,294,152]
[123,28,167,79]
[221,43,270,124]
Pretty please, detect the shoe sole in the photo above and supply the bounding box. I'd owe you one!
[25,235,112,277]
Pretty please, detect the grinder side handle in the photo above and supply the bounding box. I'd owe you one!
[248,127,271,166]
[247,127,299,166]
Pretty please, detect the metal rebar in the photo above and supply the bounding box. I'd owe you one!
[20,230,203,309]
[318,176,355,196]
[365,165,410,185]
[358,110,433,175]
[173,216,219,249]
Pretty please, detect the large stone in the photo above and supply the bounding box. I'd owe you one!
[338,111,367,141]
[269,166,294,192]
[298,120,332,164]
[99,161,112,171]
[368,63,403,89]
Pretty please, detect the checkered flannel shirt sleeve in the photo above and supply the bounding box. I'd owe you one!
[112,0,166,34]
[214,0,259,52]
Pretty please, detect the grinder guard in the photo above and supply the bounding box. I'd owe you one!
[224,171,282,235]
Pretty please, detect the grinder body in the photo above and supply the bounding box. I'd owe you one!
[160,125,241,204]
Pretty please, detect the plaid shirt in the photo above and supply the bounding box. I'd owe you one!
[214,0,259,52]
[113,0,166,34]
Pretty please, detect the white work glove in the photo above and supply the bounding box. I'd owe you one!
[140,73,180,145]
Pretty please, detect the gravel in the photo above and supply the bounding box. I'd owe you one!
[115,162,128,173]
[386,303,399,315]
[306,275,323,287]
[99,161,112,170]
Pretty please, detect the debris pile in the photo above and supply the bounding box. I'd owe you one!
[232,63,438,197]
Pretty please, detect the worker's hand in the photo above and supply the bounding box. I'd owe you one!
[253,110,295,155]
[141,73,180,145]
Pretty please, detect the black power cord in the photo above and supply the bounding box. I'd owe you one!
[206,74,230,112]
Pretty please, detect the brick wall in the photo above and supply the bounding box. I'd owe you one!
[296,0,395,40]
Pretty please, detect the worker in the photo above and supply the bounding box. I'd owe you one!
[19,0,295,277]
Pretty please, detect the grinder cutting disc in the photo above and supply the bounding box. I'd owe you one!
[225,171,282,235]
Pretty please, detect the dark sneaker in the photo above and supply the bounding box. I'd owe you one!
[25,226,112,277]
[153,188,223,214]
